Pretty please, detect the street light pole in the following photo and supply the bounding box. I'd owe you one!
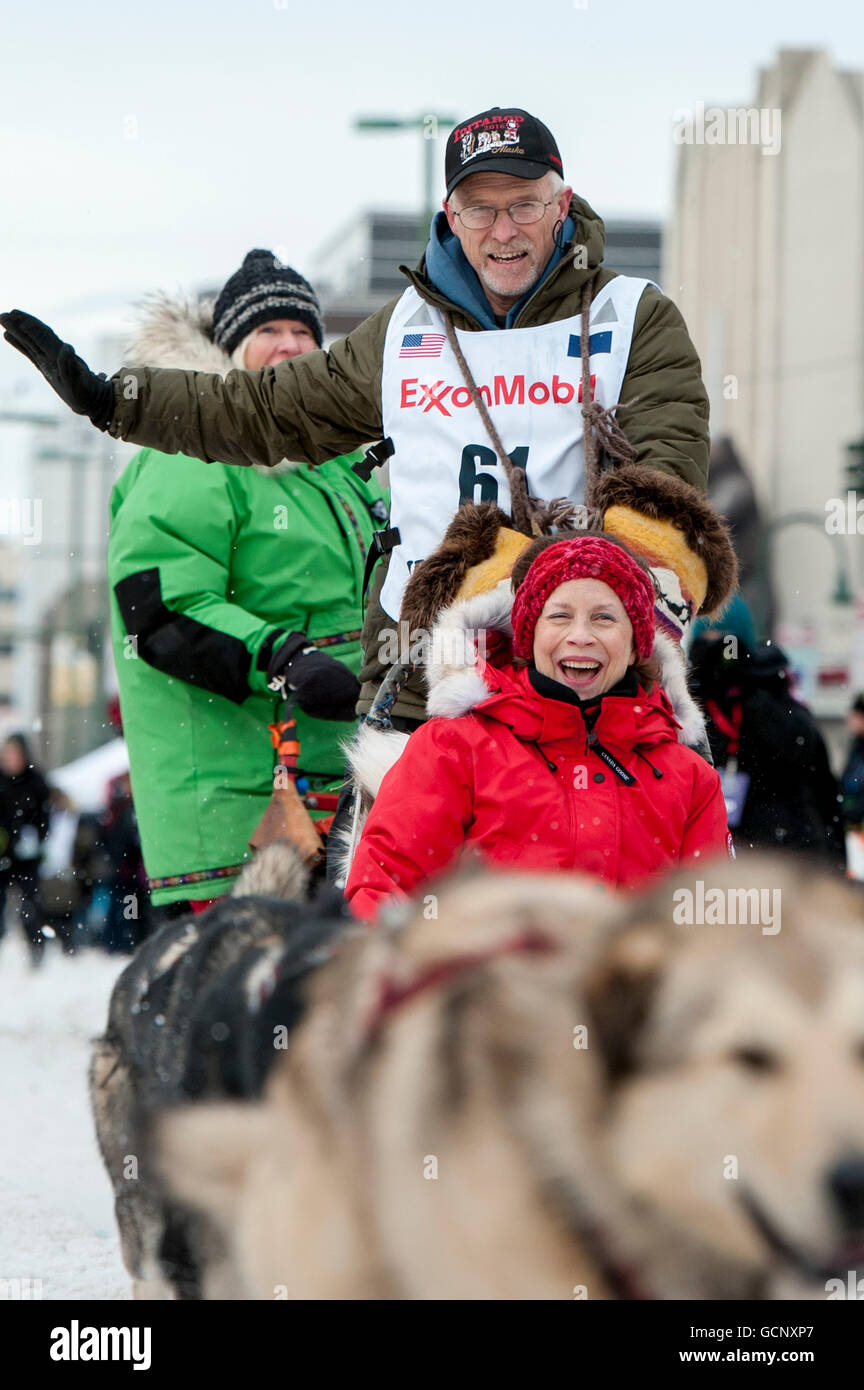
[354,113,457,243]
[423,129,436,239]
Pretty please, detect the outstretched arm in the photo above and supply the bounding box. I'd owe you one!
[2,301,396,467]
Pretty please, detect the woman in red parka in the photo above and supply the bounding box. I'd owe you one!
[345,534,730,922]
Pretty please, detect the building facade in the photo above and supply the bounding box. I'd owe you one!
[665,48,864,712]
[0,318,136,768]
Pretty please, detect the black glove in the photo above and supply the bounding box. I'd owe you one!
[267,631,361,723]
[0,310,115,430]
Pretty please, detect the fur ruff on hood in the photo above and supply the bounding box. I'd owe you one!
[125,292,230,374]
[125,291,298,474]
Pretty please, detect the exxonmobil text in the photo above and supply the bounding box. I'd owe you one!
[399,373,595,416]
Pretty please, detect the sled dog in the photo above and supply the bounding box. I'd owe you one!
[157,856,864,1299]
[89,844,351,1298]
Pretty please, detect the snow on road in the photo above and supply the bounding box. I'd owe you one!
[0,929,131,1301]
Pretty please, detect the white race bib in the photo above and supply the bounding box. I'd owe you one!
[379,275,653,619]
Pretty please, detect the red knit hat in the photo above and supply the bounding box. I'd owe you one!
[511,537,656,662]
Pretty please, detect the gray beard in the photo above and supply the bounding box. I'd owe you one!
[477,250,543,307]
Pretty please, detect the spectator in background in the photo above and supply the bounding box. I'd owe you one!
[841,694,864,829]
[39,787,113,954]
[99,770,152,954]
[689,598,845,863]
[840,695,864,884]
[0,733,52,964]
[106,251,387,914]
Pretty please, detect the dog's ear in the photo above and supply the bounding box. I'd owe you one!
[582,921,673,1083]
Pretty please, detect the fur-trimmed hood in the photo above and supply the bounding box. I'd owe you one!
[422,580,706,750]
[424,581,516,720]
[344,584,706,802]
[125,292,300,475]
[125,292,231,374]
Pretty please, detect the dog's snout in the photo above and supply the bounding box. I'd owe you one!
[827,1155,864,1230]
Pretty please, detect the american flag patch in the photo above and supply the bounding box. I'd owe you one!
[399,332,446,358]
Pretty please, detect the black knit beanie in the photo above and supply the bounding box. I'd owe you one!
[212,249,324,354]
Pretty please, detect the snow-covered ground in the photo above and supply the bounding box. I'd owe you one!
[0,927,131,1300]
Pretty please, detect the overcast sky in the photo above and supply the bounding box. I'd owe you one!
[0,0,861,356]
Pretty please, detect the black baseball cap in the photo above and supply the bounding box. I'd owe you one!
[445,107,563,198]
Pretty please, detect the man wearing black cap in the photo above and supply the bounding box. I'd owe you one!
[441,109,569,320]
[2,106,716,725]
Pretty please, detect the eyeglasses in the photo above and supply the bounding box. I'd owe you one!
[452,199,557,230]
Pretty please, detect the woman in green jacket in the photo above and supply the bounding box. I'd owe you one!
[108,250,387,910]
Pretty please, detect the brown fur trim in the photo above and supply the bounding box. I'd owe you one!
[400,504,512,633]
[592,465,738,614]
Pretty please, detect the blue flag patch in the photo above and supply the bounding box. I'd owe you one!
[567,330,613,357]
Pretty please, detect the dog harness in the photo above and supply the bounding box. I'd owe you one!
[363,928,558,1041]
